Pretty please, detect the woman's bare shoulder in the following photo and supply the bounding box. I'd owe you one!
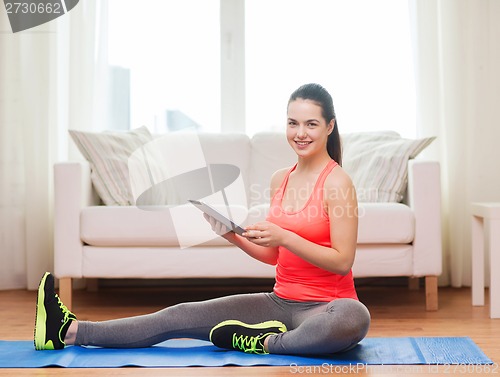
[269,167,292,195]
[271,167,290,184]
[324,165,357,202]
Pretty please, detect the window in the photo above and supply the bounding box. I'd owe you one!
[108,0,220,133]
[245,0,416,137]
[106,0,415,137]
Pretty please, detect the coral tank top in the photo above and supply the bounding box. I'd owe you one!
[267,160,358,302]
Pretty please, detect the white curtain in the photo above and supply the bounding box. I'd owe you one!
[0,2,108,290]
[410,0,500,287]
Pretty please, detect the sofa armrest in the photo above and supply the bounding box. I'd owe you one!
[54,161,100,278]
[407,160,442,276]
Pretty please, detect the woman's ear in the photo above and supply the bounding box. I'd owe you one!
[327,119,335,135]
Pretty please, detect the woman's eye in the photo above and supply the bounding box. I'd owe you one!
[308,123,318,128]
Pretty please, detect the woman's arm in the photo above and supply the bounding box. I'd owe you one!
[244,166,358,275]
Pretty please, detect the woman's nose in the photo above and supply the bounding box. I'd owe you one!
[297,125,307,138]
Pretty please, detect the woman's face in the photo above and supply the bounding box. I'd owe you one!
[286,99,333,159]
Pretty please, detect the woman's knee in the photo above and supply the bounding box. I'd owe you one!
[327,299,371,340]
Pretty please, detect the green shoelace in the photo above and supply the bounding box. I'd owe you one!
[56,295,75,344]
[231,332,273,354]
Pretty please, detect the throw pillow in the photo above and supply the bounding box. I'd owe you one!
[341,131,435,202]
[69,126,153,205]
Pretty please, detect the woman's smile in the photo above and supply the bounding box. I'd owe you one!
[294,140,312,149]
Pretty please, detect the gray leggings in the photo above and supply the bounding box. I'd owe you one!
[75,292,370,355]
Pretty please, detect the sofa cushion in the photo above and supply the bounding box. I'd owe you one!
[71,129,252,208]
[249,131,435,205]
[80,204,248,247]
[81,202,414,247]
[128,132,252,207]
[229,202,415,244]
[342,132,435,202]
[125,132,250,206]
[249,132,296,207]
[69,126,153,206]
[357,203,414,244]
[196,133,252,206]
[246,202,414,244]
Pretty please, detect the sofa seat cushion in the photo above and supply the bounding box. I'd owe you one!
[247,202,414,244]
[80,205,248,247]
[81,202,414,247]
[357,203,414,244]
[352,244,413,277]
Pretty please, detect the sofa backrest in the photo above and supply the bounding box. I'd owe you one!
[196,132,296,207]
[156,132,295,208]
[196,132,252,206]
[249,132,296,206]
[136,132,252,207]
[77,128,431,207]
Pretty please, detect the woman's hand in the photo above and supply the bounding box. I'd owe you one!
[203,213,237,242]
[204,215,280,265]
[242,221,289,247]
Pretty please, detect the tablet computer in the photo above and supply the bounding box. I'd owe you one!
[188,199,246,236]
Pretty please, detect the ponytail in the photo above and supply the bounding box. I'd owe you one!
[327,122,342,166]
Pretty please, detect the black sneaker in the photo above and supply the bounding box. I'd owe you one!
[209,320,287,354]
[34,272,76,350]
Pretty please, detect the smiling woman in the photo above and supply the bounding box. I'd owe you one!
[34,83,370,356]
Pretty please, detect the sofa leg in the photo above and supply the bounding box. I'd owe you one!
[425,276,438,311]
[58,277,73,311]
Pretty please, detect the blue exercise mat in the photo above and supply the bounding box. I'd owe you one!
[0,337,492,368]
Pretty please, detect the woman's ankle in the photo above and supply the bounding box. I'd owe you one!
[64,320,78,345]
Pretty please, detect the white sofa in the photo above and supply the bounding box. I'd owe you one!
[54,132,442,311]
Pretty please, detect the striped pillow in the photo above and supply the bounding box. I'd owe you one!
[69,127,153,205]
[341,132,435,202]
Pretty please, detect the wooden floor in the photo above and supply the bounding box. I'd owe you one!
[0,279,499,376]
